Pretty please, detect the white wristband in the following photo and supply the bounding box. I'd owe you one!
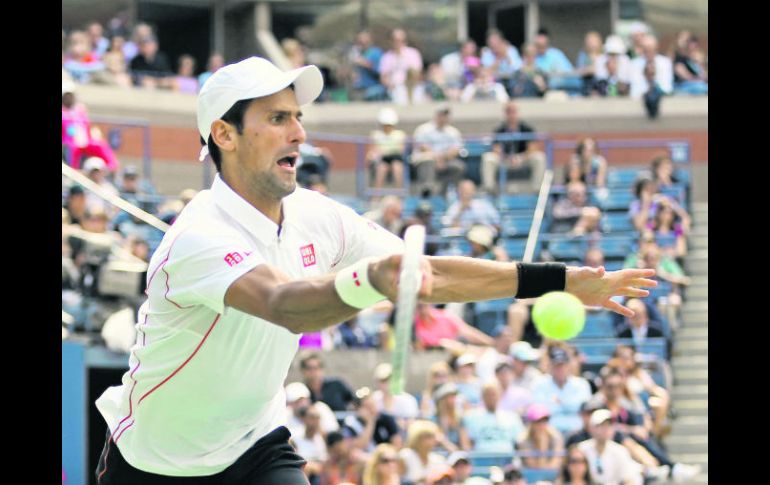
[334,258,388,309]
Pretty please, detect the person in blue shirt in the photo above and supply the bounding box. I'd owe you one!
[349,30,386,101]
[480,28,523,90]
[459,380,524,453]
[534,28,582,94]
[532,345,592,435]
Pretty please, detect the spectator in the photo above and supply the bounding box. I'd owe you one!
[342,387,401,451]
[99,37,133,88]
[593,35,632,97]
[481,101,546,194]
[336,317,378,348]
[413,63,448,103]
[551,181,602,235]
[650,155,681,190]
[411,105,465,197]
[399,420,447,483]
[443,180,501,232]
[129,35,173,89]
[402,201,441,256]
[626,21,650,59]
[65,185,88,226]
[63,30,106,83]
[501,466,527,485]
[629,34,673,99]
[364,195,405,236]
[379,28,423,105]
[566,137,608,187]
[480,29,523,88]
[517,403,565,469]
[62,80,120,172]
[306,174,329,195]
[673,34,708,95]
[301,353,356,411]
[198,52,225,88]
[362,443,401,485]
[126,236,150,262]
[453,353,484,409]
[81,157,119,216]
[321,431,366,485]
[584,247,605,268]
[460,67,509,103]
[447,451,473,483]
[508,341,544,390]
[441,39,482,100]
[615,299,666,349]
[577,410,643,485]
[86,21,110,57]
[640,61,664,119]
[560,445,594,485]
[372,363,419,428]
[532,346,592,436]
[285,381,340,436]
[508,43,548,99]
[495,360,534,417]
[173,54,199,94]
[460,380,524,453]
[623,233,688,294]
[420,361,454,418]
[415,302,494,350]
[432,382,463,452]
[123,22,154,62]
[629,178,690,231]
[282,38,307,69]
[533,28,580,93]
[293,403,328,483]
[475,325,516,381]
[575,31,604,96]
[613,345,671,440]
[368,108,407,189]
[465,224,508,263]
[296,142,334,186]
[649,198,688,258]
[348,30,386,101]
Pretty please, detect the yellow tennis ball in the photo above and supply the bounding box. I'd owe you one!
[532,291,586,340]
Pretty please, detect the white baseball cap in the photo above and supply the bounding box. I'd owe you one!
[456,353,478,367]
[374,362,393,381]
[285,382,311,403]
[590,409,613,427]
[83,156,107,172]
[62,79,76,95]
[196,56,324,142]
[604,35,627,55]
[377,107,399,126]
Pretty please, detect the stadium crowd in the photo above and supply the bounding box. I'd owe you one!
[63,17,707,110]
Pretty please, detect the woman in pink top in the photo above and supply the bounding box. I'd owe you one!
[414,303,493,350]
[62,80,120,172]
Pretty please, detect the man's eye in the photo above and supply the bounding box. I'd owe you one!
[271,115,284,123]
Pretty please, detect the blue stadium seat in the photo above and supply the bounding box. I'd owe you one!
[497,194,539,211]
[607,168,642,188]
[647,279,674,301]
[603,260,624,271]
[330,195,366,214]
[548,238,588,261]
[578,311,615,338]
[522,468,560,483]
[597,236,634,259]
[502,238,541,260]
[473,298,515,335]
[571,338,668,364]
[598,190,636,211]
[501,213,534,237]
[468,452,514,468]
[601,213,636,233]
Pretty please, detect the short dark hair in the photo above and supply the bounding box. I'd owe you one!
[326,431,345,448]
[300,353,323,370]
[204,98,253,172]
[537,27,550,37]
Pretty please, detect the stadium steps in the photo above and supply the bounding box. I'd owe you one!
[665,202,708,484]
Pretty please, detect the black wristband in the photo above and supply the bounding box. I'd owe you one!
[515,262,567,298]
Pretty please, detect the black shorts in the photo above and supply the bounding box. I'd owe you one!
[379,154,403,165]
[95,426,308,485]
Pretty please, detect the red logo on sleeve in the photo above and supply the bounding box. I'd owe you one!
[224,252,244,267]
[300,244,317,267]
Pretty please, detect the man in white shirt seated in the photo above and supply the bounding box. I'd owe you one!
[578,409,643,485]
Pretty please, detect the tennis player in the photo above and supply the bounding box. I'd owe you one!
[94,57,656,484]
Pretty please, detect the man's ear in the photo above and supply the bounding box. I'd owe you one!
[210,120,237,153]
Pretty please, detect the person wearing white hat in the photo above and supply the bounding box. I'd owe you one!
[93,54,658,484]
[62,79,120,172]
[367,107,407,189]
[371,362,419,429]
[283,382,339,437]
[593,35,632,97]
[577,409,644,485]
[82,156,120,217]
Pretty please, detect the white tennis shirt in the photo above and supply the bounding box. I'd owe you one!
[96,175,404,476]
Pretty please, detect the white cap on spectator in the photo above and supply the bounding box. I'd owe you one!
[509,341,540,362]
[466,225,495,249]
[447,451,470,467]
[629,21,650,35]
[377,107,399,126]
[374,362,393,381]
[604,35,627,55]
[285,382,311,403]
[590,409,613,427]
[456,353,478,368]
[62,79,76,95]
[83,157,107,172]
[196,56,324,142]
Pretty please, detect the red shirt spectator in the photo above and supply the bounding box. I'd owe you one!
[414,303,493,349]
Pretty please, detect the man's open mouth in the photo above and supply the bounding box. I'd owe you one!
[277,156,297,168]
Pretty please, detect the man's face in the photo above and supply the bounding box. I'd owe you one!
[496,366,513,388]
[458,180,475,201]
[209,54,225,71]
[551,361,570,381]
[453,461,472,480]
[301,358,323,382]
[122,175,138,193]
[88,23,103,40]
[461,40,477,57]
[140,39,158,58]
[603,375,624,401]
[642,36,658,59]
[435,111,450,127]
[591,420,613,442]
[392,30,407,49]
[303,407,321,431]
[226,88,307,202]
[357,31,371,48]
[606,55,619,74]
[88,169,105,184]
[627,299,648,328]
[534,35,549,55]
[505,103,519,125]
[482,385,500,410]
